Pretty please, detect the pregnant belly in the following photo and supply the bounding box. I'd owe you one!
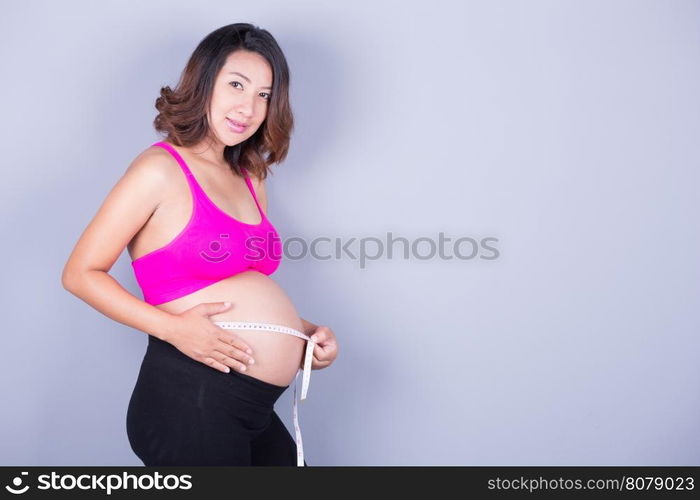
[155,270,305,387]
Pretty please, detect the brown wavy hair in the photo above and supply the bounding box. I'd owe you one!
[153,23,293,180]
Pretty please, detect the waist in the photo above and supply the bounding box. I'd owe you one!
[153,272,301,323]
[145,335,290,402]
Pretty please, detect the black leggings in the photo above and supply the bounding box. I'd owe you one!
[126,335,306,466]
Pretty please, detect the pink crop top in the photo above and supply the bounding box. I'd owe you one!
[131,141,282,305]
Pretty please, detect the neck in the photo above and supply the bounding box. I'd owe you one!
[186,135,229,170]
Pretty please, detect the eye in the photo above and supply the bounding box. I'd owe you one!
[230,81,271,101]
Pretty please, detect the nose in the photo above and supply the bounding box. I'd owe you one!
[233,98,256,120]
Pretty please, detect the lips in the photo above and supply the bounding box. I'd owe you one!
[226,118,248,128]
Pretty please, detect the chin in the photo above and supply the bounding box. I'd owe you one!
[221,133,248,147]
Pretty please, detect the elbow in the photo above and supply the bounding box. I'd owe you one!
[61,270,74,292]
[61,265,81,292]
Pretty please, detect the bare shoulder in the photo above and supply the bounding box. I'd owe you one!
[120,143,190,204]
[126,144,179,182]
[61,144,180,278]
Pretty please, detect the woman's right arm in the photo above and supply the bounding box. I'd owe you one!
[61,149,176,341]
[62,149,256,374]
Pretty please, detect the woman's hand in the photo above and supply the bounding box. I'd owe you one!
[303,325,339,370]
[164,302,256,374]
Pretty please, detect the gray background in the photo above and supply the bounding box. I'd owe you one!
[1,0,698,465]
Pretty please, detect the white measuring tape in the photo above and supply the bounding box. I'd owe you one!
[212,321,315,467]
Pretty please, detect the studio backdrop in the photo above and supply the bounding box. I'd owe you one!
[1,0,698,465]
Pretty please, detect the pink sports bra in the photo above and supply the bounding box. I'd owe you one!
[131,141,282,305]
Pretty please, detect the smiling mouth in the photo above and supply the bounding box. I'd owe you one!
[226,118,248,128]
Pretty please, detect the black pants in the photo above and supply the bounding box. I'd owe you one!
[126,335,306,466]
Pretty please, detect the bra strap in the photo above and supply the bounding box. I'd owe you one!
[241,168,265,217]
[152,141,195,178]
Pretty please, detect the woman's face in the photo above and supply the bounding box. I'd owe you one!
[208,50,273,147]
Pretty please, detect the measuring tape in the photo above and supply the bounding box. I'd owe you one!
[212,321,315,466]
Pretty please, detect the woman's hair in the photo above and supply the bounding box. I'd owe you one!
[154,23,293,180]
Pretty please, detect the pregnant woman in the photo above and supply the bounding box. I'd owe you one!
[61,23,338,466]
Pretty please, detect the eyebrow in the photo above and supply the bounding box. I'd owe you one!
[228,71,272,90]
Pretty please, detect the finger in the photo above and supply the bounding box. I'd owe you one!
[217,331,253,355]
[313,341,335,357]
[309,328,328,343]
[312,356,331,367]
[203,301,232,316]
[211,349,250,373]
[201,356,233,374]
[214,343,255,367]
[312,346,326,361]
[313,352,333,364]
[313,352,331,363]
